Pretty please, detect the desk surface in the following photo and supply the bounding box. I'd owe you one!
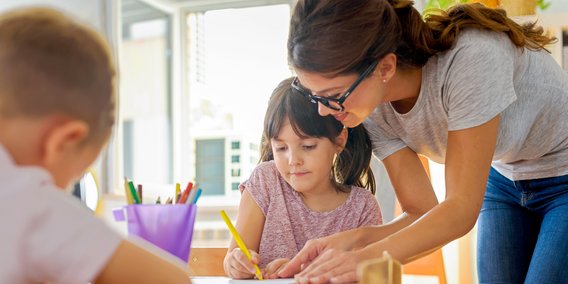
[191,276,437,284]
[191,277,294,284]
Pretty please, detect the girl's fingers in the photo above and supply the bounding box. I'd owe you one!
[296,249,337,277]
[250,250,261,265]
[272,260,290,278]
[279,240,324,277]
[229,261,253,279]
[228,249,258,278]
[295,250,359,283]
[234,249,258,274]
[264,258,289,278]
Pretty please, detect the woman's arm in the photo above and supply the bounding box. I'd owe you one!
[282,116,499,283]
[223,189,265,278]
[364,115,499,263]
[357,146,439,247]
[277,146,436,277]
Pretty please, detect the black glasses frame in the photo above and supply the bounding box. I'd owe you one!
[291,61,378,112]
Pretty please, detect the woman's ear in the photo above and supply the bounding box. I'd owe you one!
[335,127,348,153]
[377,53,397,83]
[43,120,89,167]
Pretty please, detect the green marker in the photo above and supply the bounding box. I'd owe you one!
[128,180,141,204]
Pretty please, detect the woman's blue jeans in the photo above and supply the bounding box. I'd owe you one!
[477,167,568,283]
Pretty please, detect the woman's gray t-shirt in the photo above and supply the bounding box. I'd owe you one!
[364,29,568,180]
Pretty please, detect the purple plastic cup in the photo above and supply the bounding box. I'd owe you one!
[113,204,197,262]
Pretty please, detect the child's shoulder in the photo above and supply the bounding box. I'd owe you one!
[344,186,382,225]
[247,160,281,181]
[348,186,376,200]
[240,161,289,214]
[345,186,381,212]
[0,156,122,283]
[255,160,278,171]
[240,160,280,193]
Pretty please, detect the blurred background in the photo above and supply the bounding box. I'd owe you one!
[2,1,567,283]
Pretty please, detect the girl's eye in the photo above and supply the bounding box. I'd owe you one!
[273,146,287,152]
[303,144,317,150]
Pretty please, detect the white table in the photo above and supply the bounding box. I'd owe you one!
[191,276,438,284]
[191,277,294,283]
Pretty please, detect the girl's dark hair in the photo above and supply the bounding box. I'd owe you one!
[288,0,556,75]
[260,78,376,194]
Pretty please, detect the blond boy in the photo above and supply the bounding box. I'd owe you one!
[0,7,189,283]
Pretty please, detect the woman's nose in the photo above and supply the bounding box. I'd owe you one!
[318,102,333,116]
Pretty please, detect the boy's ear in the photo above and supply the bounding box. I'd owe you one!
[335,127,348,153]
[43,120,89,166]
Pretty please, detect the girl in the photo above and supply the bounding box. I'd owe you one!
[279,1,568,283]
[223,78,382,279]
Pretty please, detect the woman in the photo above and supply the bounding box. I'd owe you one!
[277,0,568,283]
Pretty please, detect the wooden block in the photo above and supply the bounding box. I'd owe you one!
[358,251,401,284]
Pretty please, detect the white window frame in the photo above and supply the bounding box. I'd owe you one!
[106,0,295,208]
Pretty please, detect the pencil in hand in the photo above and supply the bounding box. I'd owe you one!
[220,210,263,280]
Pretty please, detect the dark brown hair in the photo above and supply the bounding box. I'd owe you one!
[288,0,556,75]
[0,7,116,144]
[260,78,376,194]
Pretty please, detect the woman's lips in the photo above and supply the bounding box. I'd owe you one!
[333,112,348,122]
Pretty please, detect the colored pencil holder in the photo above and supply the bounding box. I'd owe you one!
[112,204,197,262]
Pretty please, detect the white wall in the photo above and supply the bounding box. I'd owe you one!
[0,0,106,32]
[543,0,568,13]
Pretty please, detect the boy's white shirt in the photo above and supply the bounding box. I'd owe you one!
[0,143,122,284]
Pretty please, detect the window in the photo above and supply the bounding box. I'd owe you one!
[231,155,240,163]
[114,0,292,246]
[182,3,291,198]
[195,139,225,196]
[231,182,240,191]
[231,141,241,150]
[119,0,172,185]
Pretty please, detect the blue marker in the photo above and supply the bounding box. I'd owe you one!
[192,188,202,204]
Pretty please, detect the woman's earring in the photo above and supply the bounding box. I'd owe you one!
[382,79,387,83]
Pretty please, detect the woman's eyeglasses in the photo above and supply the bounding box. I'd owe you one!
[291,61,378,112]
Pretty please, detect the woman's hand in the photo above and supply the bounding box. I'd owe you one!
[277,229,361,278]
[263,258,290,279]
[293,249,362,284]
[224,248,261,279]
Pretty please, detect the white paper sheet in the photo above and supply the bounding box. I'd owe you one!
[191,277,295,284]
[230,279,295,283]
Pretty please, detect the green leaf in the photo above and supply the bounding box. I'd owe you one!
[536,0,551,10]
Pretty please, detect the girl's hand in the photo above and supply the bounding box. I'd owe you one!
[293,249,361,284]
[224,248,261,279]
[263,258,290,279]
[278,230,359,278]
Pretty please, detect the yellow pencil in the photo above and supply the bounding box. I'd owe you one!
[123,177,134,204]
[220,210,263,280]
[175,183,181,204]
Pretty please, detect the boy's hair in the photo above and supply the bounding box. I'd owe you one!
[260,77,376,194]
[0,7,116,144]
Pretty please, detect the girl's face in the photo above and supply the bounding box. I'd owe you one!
[271,120,340,195]
[295,68,384,128]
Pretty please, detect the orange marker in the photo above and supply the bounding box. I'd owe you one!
[178,182,193,204]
